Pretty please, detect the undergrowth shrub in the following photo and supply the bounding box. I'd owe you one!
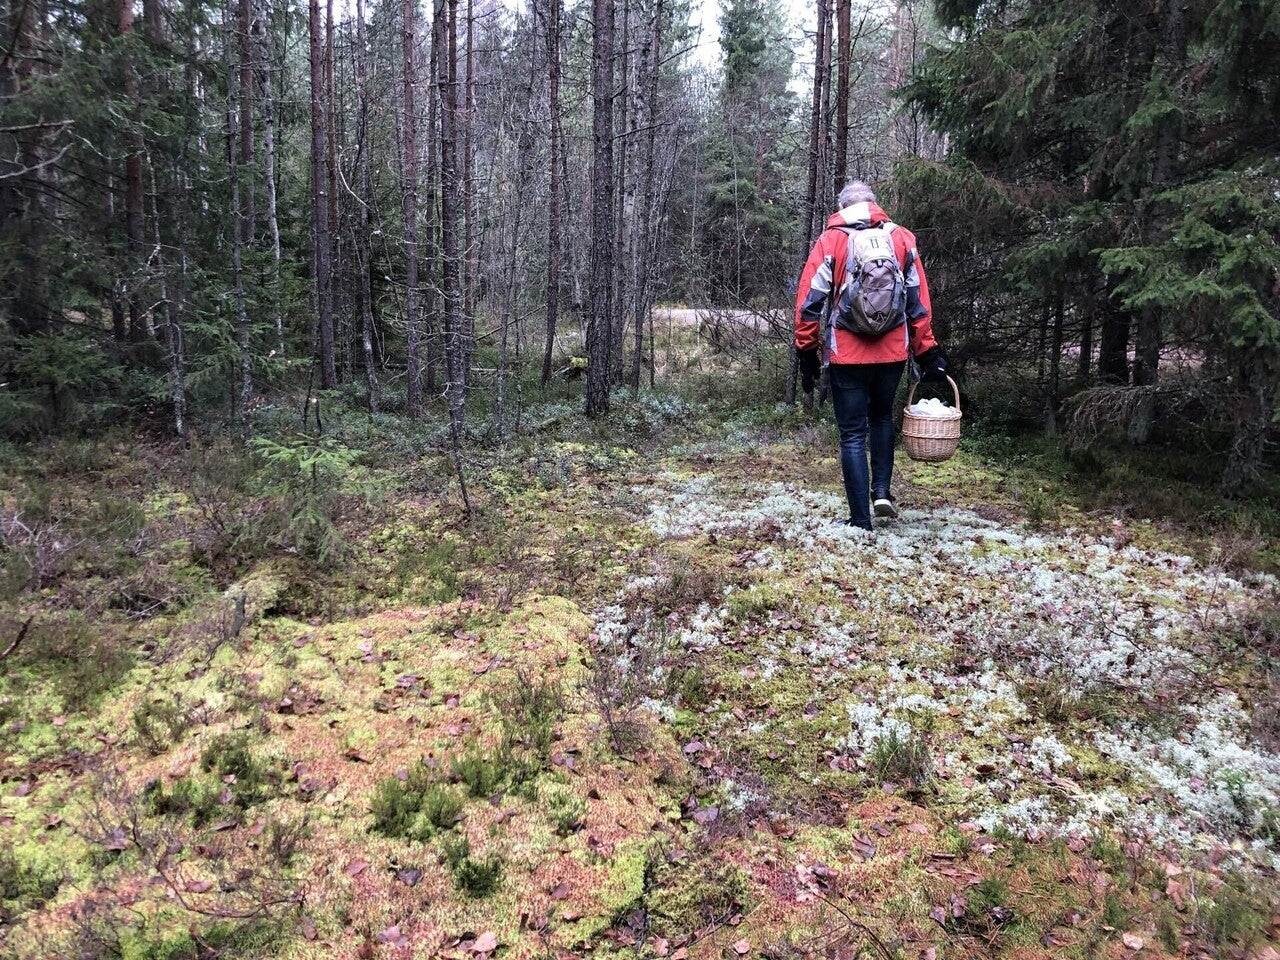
[543,786,586,835]
[950,876,1017,939]
[369,763,464,840]
[143,776,222,826]
[132,697,188,755]
[867,726,933,788]
[199,732,274,807]
[451,746,507,799]
[647,854,748,939]
[727,583,782,621]
[0,847,63,923]
[13,616,133,714]
[248,434,370,565]
[1195,875,1266,947]
[497,674,562,768]
[441,835,503,898]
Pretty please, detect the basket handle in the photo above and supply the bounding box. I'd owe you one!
[906,374,961,415]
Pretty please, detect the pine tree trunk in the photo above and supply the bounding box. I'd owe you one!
[586,0,614,416]
[630,0,661,396]
[438,0,471,514]
[1077,291,1094,382]
[1221,373,1273,497]
[227,0,253,421]
[461,0,476,390]
[788,0,829,407]
[237,0,255,243]
[1045,291,1064,435]
[355,0,378,410]
[1129,0,1189,443]
[120,0,148,341]
[258,0,284,356]
[1098,279,1129,385]
[309,0,336,388]
[149,163,186,440]
[403,0,422,415]
[539,0,562,388]
[832,0,850,195]
[424,9,441,395]
[801,0,826,253]
[612,0,630,387]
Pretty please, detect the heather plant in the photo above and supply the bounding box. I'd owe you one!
[370,765,464,841]
[199,732,274,808]
[867,726,933,789]
[451,747,507,799]
[440,835,503,898]
[132,698,187,756]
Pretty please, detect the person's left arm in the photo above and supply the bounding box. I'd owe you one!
[896,227,947,379]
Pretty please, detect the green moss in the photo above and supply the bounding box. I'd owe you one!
[726,583,782,621]
[0,846,63,923]
[646,853,748,940]
[598,841,650,921]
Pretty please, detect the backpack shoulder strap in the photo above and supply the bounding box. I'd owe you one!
[878,221,915,271]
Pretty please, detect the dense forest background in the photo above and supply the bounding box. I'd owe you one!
[2,0,1275,492]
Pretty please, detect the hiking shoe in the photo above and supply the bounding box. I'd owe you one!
[836,517,874,532]
[872,493,899,519]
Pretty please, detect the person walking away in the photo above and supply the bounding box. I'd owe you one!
[794,181,948,530]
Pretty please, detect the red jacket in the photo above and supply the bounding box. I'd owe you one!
[794,201,938,365]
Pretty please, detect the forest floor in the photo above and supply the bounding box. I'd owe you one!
[1,393,1278,960]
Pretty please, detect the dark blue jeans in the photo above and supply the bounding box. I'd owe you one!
[829,361,905,529]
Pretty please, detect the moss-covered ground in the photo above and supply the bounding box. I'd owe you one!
[1,390,1277,959]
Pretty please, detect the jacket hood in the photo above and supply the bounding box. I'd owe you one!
[827,201,890,230]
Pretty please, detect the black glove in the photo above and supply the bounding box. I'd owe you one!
[917,345,948,383]
[799,348,821,394]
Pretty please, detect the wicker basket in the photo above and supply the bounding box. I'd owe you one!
[902,375,962,462]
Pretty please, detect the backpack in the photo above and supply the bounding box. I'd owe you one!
[832,222,910,336]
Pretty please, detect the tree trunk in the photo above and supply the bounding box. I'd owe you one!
[403,0,422,415]
[424,5,441,395]
[788,0,830,406]
[832,0,850,196]
[237,0,255,243]
[227,0,253,421]
[1045,290,1064,436]
[438,0,471,514]
[257,0,283,355]
[586,0,614,416]
[612,0,630,387]
[1077,290,1094,382]
[801,0,827,253]
[309,0,336,387]
[1221,372,1274,497]
[355,0,378,410]
[1129,0,1189,444]
[325,0,338,258]
[1098,290,1129,385]
[120,0,148,341]
[461,0,476,389]
[630,0,661,396]
[539,0,562,388]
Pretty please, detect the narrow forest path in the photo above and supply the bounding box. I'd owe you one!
[2,413,1278,959]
